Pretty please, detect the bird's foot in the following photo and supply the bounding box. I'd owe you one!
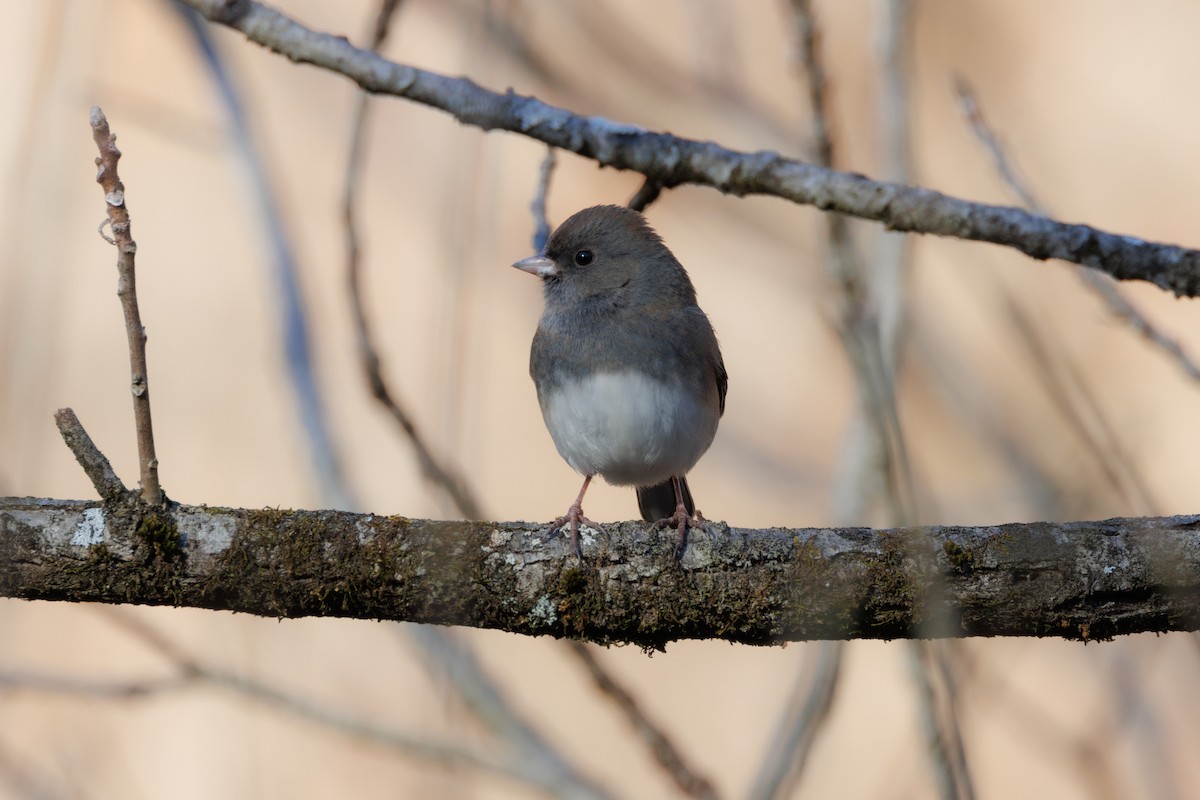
[548,502,594,560]
[653,506,708,560]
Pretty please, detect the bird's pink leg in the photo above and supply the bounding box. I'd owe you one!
[652,476,704,558]
[551,475,594,559]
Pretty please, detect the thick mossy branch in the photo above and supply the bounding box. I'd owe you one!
[3,497,1199,647]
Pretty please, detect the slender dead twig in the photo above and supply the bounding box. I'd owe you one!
[790,0,915,526]
[90,610,589,799]
[341,0,482,519]
[627,177,663,212]
[566,642,719,800]
[404,627,612,799]
[172,7,354,509]
[530,146,557,251]
[909,643,975,800]
[0,667,186,698]
[176,0,1200,298]
[747,641,843,800]
[88,107,162,506]
[953,77,1200,384]
[53,407,127,502]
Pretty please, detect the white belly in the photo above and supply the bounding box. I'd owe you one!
[540,371,718,486]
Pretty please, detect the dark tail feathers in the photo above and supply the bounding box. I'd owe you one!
[636,477,694,523]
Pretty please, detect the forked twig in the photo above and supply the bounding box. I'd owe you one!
[88,107,162,506]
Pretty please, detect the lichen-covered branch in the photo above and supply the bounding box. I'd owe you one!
[3,496,1199,647]
[178,0,1200,297]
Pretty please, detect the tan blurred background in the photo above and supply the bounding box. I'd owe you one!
[3,0,1200,797]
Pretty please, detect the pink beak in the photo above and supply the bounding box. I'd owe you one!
[512,254,558,278]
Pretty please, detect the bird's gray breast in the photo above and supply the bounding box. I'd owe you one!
[539,370,719,486]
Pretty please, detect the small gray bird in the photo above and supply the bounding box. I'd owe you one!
[513,205,727,557]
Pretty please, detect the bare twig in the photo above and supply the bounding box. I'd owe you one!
[53,408,127,502]
[530,146,557,252]
[790,0,915,526]
[747,641,843,800]
[1004,297,1158,514]
[951,642,1123,800]
[0,667,185,698]
[627,177,663,212]
[953,77,1200,383]
[88,107,162,506]
[90,610,588,798]
[341,0,482,519]
[405,627,612,799]
[566,642,719,800]
[909,643,976,800]
[172,7,354,509]
[175,0,1200,296]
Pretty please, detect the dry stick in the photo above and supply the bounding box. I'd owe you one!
[88,107,162,506]
[179,0,1200,298]
[53,408,127,502]
[953,77,1200,384]
[341,0,482,520]
[565,642,720,800]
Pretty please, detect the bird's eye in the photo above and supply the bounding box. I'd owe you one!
[574,250,594,266]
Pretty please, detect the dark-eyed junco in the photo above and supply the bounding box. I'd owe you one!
[513,205,727,557]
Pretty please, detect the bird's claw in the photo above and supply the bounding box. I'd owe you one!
[653,507,708,560]
[547,503,592,560]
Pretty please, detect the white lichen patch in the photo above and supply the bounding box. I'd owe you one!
[175,509,235,555]
[529,594,557,626]
[72,507,106,547]
[355,516,376,544]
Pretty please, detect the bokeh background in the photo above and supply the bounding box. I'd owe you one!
[3,1,1200,797]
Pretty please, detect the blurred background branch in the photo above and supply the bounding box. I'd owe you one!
[5,2,1200,798]
[180,0,1200,298]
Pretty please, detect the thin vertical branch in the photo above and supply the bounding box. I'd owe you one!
[565,642,719,800]
[172,6,354,509]
[908,643,976,800]
[404,628,612,800]
[341,0,483,519]
[790,0,915,526]
[747,641,844,800]
[89,107,163,506]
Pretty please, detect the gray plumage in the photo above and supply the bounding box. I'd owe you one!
[514,205,726,538]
